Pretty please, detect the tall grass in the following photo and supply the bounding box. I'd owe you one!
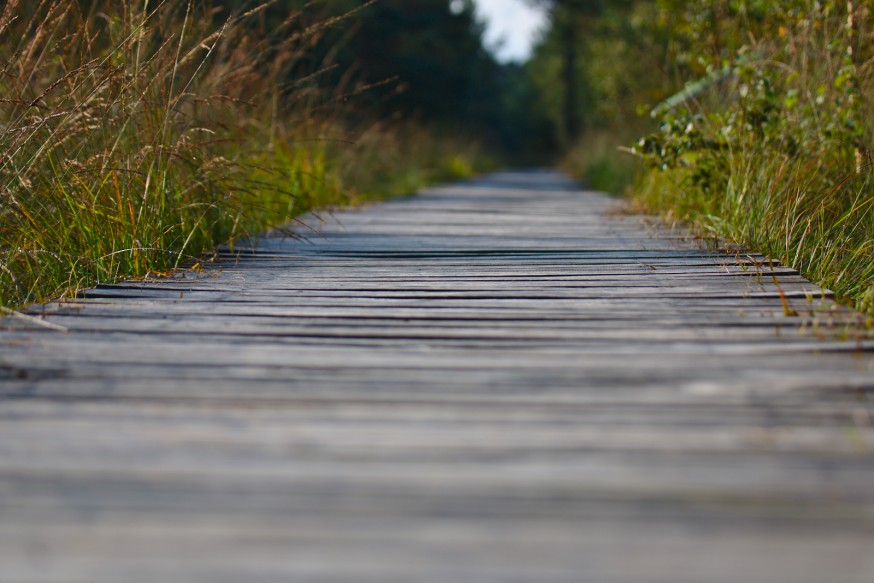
[631,0,874,313]
[0,0,487,308]
[560,129,646,195]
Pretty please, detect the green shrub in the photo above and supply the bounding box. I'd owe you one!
[632,0,874,310]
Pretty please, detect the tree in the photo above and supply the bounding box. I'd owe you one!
[204,1,544,158]
[338,0,497,123]
[527,0,607,141]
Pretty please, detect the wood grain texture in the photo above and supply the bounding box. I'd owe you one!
[1,170,873,583]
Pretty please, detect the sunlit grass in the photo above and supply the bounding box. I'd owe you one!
[629,1,874,314]
[0,0,488,308]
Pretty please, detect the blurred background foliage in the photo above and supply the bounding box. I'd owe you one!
[208,0,557,161]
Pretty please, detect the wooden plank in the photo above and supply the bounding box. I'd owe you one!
[0,170,873,583]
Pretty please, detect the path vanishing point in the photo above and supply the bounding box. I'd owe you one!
[1,170,873,582]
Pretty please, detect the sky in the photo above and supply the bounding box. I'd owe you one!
[472,0,548,63]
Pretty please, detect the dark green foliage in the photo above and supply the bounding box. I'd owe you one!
[336,1,493,120]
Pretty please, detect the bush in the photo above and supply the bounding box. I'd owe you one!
[632,0,874,310]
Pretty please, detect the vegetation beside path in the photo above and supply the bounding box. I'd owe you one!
[5,0,872,316]
[0,0,493,308]
[531,0,874,313]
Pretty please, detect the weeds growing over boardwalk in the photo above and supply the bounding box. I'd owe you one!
[0,1,485,307]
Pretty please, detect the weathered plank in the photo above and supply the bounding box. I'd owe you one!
[1,170,873,583]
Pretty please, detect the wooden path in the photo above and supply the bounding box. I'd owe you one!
[1,170,873,582]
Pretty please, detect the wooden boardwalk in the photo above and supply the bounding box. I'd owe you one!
[1,170,873,582]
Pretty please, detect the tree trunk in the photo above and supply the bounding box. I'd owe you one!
[561,14,580,142]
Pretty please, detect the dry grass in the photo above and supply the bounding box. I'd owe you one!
[0,0,486,307]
